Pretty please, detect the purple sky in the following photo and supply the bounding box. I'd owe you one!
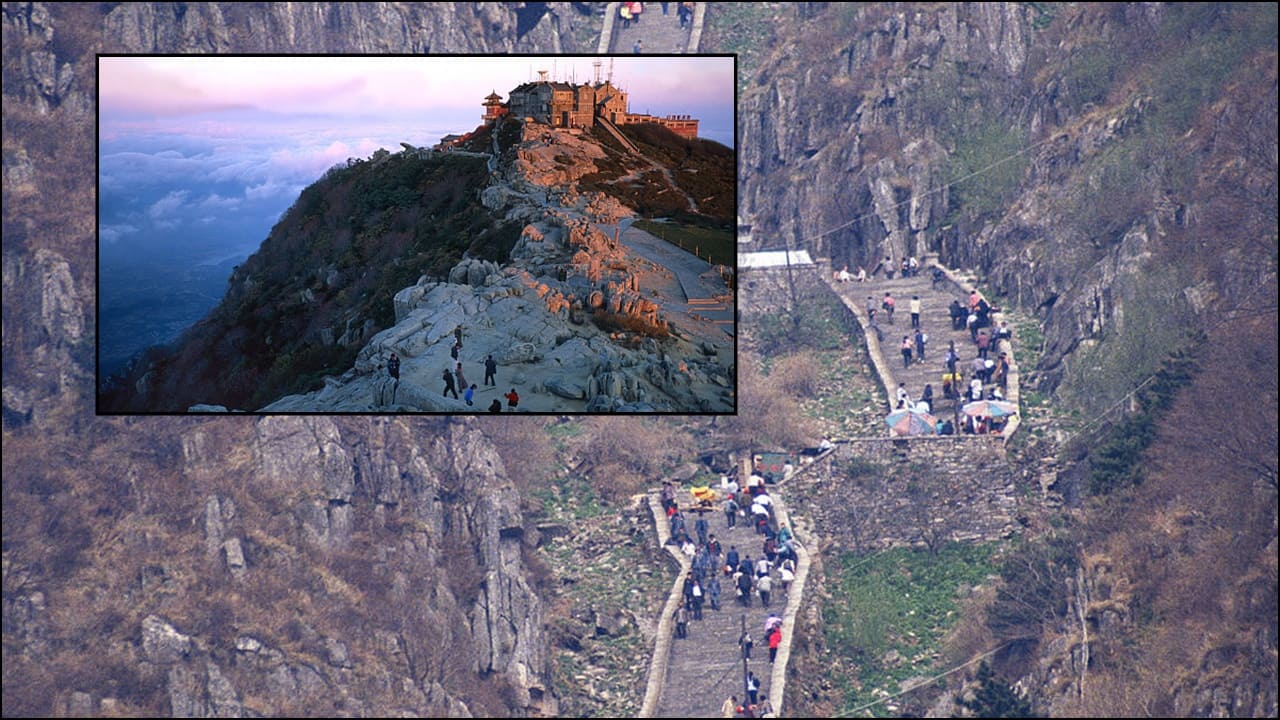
[99,55,734,253]
[100,55,734,147]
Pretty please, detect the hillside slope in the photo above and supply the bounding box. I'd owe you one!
[100,117,735,413]
[733,2,1277,715]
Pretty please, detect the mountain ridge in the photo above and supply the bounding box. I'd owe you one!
[100,117,736,413]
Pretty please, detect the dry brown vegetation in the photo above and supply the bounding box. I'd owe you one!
[768,351,824,399]
[2,417,540,716]
[718,351,820,450]
[1063,316,1277,715]
[566,417,696,503]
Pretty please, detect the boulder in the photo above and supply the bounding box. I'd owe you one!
[223,538,247,578]
[188,404,229,412]
[545,378,586,400]
[142,615,191,664]
[498,343,540,365]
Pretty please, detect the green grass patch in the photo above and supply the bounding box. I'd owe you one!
[824,543,999,717]
[805,349,885,437]
[534,471,607,522]
[633,219,735,267]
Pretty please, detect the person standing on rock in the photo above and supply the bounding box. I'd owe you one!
[464,384,476,407]
[455,362,468,391]
[387,352,400,381]
[484,354,497,386]
[454,324,463,349]
[442,368,458,398]
[505,388,519,409]
[451,341,461,361]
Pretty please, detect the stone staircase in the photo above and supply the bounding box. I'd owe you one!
[643,483,806,717]
[607,2,697,54]
[825,260,1010,426]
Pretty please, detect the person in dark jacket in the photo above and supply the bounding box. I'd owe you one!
[484,354,497,386]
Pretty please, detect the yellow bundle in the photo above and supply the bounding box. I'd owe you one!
[690,486,718,502]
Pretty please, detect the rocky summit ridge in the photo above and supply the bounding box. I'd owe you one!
[249,121,735,413]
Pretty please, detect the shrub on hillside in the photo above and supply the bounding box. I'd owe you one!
[769,352,823,398]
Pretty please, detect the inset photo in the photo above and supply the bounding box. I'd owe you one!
[96,54,736,414]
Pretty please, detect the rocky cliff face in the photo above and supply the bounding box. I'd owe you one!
[250,121,734,413]
[737,3,1276,715]
[5,415,556,717]
[3,3,577,716]
[2,0,587,428]
[739,2,1277,409]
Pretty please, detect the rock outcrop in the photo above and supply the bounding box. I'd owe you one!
[2,4,580,716]
[738,3,1276,410]
[259,120,734,412]
[3,416,557,717]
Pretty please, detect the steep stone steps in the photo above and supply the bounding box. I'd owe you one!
[830,265,994,420]
[609,2,694,54]
[651,489,791,718]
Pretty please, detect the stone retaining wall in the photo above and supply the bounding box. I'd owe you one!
[798,438,1024,552]
[639,492,691,718]
[818,258,1024,442]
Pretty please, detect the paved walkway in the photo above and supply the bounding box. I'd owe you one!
[608,2,698,54]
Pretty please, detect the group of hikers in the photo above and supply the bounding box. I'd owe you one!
[661,471,794,718]
[619,2,697,29]
[872,276,1015,434]
[835,254,926,285]
[384,325,522,411]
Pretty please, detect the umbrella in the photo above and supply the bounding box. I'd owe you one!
[961,399,1018,418]
[885,408,938,436]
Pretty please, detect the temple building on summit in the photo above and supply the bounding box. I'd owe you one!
[482,71,699,139]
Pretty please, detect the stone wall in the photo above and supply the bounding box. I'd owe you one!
[740,262,827,315]
[791,438,1024,554]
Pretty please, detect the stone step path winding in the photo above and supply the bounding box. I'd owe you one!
[607,2,699,54]
[642,480,810,718]
[823,259,1020,434]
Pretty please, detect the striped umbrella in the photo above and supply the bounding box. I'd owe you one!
[885,408,938,436]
